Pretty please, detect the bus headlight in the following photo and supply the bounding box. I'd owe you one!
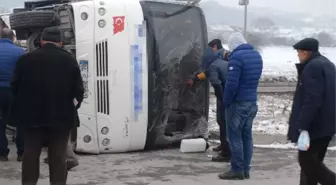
[83,135,91,143]
[102,138,110,146]
[101,127,109,135]
[81,12,88,20]
[98,19,106,28]
[98,8,106,16]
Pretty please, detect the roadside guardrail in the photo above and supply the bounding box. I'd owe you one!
[210,82,297,93]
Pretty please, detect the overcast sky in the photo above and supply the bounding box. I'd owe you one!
[214,0,336,16]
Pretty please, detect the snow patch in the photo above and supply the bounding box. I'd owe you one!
[255,142,336,151]
[254,142,297,149]
[208,94,293,136]
[211,140,336,150]
[328,146,336,151]
[253,94,292,135]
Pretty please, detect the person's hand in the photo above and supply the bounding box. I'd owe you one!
[185,79,193,87]
[73,99,78,106]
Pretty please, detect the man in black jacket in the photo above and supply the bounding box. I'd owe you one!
[11,27,84,185]
[187,45,230,162]
[287,38,336,185]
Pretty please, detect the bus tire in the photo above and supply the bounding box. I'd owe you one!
[10,11,58,30]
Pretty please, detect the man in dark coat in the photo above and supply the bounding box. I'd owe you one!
[44,50,81,171]
[11,27,84,185]
[206,39,230,155]
[0,28,25,161]
[287,38,336,185]
[187,45,230,162]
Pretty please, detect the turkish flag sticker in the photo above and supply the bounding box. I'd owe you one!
[113,16,125,35]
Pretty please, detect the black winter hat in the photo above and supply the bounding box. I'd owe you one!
[293,38,319,52]
[41,26,62,42]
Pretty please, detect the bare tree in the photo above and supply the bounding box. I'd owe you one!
[246,32,265,52]
[316,32,336,47]
[251,17,276,30]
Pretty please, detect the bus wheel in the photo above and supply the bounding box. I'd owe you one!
[27,32,41,52]
[10,11,58,30]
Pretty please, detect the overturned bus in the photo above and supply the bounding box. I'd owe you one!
[10,0,209,154]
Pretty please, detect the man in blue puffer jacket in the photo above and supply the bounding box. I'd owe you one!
[0,28,25,161]
[219,32,263,180]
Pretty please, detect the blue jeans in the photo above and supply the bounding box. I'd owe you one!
[225,101,258,174]
[0,119,24,156]
[0,87,24,157]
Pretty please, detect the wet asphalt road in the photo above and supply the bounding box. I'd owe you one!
[1,143,335,185]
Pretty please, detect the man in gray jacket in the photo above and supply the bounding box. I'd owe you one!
[187,46,230,162]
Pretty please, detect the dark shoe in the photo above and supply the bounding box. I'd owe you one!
[44,157,49,164]
[212,145,223,152]
[205,142,210,150]
[212,153,230,162]
[17,155,23,162]
[0,156,8,161]
[218,171,245,180]
[244,172,250,179]
[67,160,79,171]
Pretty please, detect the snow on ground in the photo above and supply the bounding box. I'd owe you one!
[254,142,336,151]
[223,44,336,82]
[211,139,336,150]
[253,142,296,149]
[209,93,293,136]
[253,93,292,135]
[209,139,296,150]
[208,95,219,132]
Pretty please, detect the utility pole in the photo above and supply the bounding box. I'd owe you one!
[239,0,249,38]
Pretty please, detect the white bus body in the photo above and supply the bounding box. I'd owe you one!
[10,0,209,154]
[72,0,148,153]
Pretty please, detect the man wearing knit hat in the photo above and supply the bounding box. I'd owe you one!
[219,32,262,180]
[11,26,84,185]
[287,38,336,185]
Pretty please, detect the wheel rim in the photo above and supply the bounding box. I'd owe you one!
[27,32,41,52]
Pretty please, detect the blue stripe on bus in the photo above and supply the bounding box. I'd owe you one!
[131,44,143,121]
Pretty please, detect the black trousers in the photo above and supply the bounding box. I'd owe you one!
[216,99,230,155]
[299,136,336,185]
[22,127,70,185]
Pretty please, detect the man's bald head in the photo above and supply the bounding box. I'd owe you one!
[0,28,14,41]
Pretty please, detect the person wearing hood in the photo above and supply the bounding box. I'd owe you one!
[219,32,262,180]
[186,45,230,162]
[287,38,335,185]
